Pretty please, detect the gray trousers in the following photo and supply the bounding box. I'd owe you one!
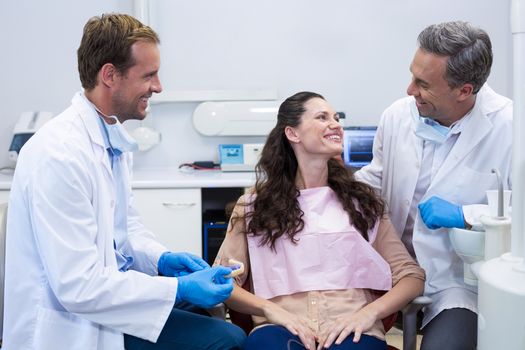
[421,308,477,350]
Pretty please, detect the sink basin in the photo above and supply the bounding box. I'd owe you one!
[449,228,485,286]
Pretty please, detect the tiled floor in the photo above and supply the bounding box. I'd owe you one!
[385,327,422,350]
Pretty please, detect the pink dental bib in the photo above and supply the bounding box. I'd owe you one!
[246,187,392,299]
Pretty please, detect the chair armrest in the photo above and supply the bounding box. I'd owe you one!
[401,296,432,315]
[401,296,432,350]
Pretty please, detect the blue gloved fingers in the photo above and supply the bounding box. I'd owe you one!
[214,273,228,285]
[186,253,211,270]
[212,266,236,285]
[452,205,466,229]
[175,266,235,308]
[158,252,210,277]
[418,201,435,229]
[418,196,447,229]
[176,270,191,277]
[418,196,465,230]
[207,272,234,306]
[157,252,171,276]
[177,253,210,273]
[209,279,234,303]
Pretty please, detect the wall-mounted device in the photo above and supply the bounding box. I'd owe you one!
[342,126,377,169]
[193,101,280,136]
[219,143,264,172]
[9,111,53,162]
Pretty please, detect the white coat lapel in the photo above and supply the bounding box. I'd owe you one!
[72,93,113,178]
[385,100,423,235]
[72,93,117,267]
[404,103,424,200]
[429,102,492,189]
[408,101,424,164]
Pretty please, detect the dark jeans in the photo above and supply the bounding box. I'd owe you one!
[421,308,477,350]
[124,303,246,350]
[243,325,387,350]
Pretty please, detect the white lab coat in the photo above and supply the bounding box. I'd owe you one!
[355,85,512,326]
[3,92,178,350]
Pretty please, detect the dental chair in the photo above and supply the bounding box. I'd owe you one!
[0,203,7,347]
[398,296,431,350]
[221,278,431,350]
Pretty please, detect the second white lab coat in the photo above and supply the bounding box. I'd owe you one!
[3,92,178,350]
[355,85,512,326]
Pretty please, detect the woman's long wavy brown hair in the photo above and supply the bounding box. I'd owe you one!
[237,91,384,251]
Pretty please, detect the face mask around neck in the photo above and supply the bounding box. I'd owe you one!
[103,116,139,153]
[410,102,449,144]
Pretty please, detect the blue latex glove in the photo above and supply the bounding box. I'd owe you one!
[158,252,210,277]
[418,196,465,230]
[176,266,234,308]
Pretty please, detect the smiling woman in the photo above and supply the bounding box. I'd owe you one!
[247,92,383,249]
[284,95,343,165]
[213,91,425,350]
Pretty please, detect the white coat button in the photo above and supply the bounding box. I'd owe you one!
[405,199,410,206]
[110,200,115,208]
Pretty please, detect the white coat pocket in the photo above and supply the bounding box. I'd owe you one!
[453,167,495,203]
[33,307,98,350]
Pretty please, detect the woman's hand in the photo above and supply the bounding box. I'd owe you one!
[316,306,379,349]
[263,302,317,350]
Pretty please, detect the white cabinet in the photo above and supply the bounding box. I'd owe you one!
[0,191,9,204]
[132,188,202,256]
[0,188,204,256]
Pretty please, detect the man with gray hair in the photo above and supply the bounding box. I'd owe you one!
[356,21,512,349]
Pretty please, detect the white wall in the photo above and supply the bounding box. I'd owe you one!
[0,0,133,167]
[1,0,512,169]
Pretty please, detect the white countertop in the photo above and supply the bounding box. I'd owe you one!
[132,168,256,188]
[0,168,256,190]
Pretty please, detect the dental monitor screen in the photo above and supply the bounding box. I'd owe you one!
[342,126,377,169]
